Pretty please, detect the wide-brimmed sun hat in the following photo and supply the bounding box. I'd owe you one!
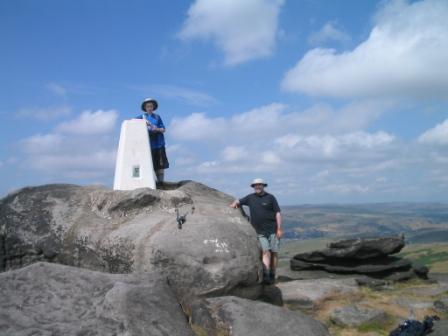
[250,178,268,187]
[141,98,158,112]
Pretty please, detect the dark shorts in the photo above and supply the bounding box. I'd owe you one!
[152,147,169,170]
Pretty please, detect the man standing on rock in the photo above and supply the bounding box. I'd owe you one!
[134,98,169,183]
[230,178,283,284]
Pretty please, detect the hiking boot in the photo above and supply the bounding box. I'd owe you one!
[262,271,272,285]
[269,271,276,284]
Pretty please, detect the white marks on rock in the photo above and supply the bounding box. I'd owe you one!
[203,238,230,253]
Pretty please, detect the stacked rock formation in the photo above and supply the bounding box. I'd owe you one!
[290,235,428,281]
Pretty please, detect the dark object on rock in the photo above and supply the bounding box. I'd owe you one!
[190,296,330,336]
[0,181,261,301]
[175,206,194,229]
[291,235,426,281]
[413,265,429,279]
[389,315,439,336]
[0,262,194,336]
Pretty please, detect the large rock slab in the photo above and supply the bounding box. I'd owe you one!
[330,305,387,327]
[289,235,424,281]
[432,319,448,336]
[0,181,261,299]
[0,262,194,336]
[290,256,412,275]
[190,296,330,336]
[276,278,359,310]
[293,235,405,262]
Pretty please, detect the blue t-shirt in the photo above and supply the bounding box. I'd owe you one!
[135,113,166,149]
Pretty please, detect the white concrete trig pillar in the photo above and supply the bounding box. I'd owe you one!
[113,119,156,190]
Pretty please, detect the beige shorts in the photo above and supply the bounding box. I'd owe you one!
[257,234,280,253]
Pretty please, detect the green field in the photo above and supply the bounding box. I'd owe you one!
[398,243,448,273]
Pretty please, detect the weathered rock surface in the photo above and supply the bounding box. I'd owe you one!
[430,319,448,336]
[330,305,387,327]
[325,236,405,260]
[290,236,425,280]
[276,278,359,310]
[395,298,434,310]
[0,262,194,336]
[291,255,412,274]
[0,181,261,299]
[190,296,330,336]
[434,298,448,313]
[355,276,388,289]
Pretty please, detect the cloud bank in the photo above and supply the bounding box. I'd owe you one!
[282,0,448,99]
[179,0,284,65]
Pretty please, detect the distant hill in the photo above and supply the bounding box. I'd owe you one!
[282,202,448,244]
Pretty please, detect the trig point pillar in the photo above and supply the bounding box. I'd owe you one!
[113,119,156,190]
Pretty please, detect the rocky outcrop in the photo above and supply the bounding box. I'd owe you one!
[0,262,194,336]
[330,305,388,328]
[0,261,336,336]
[0,181,261,300]
[432,320,448,336]
[276,278,359,310]
[190,296,330,336]
[290,236,427,280]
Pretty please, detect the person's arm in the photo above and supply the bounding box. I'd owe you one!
[276,212,283,239]
[134,114,154,130]
[230,199,240,208]
[230,195,248,208]
[272,196,283,238]
[153,115,165,133]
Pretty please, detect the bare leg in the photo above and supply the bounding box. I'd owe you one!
[262,250,271,283]
[262,250,271,272]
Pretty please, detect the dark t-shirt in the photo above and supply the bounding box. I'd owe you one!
[239,192,281,236]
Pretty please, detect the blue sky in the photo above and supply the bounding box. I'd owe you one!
[1,0,447,204]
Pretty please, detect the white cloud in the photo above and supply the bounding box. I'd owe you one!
[22,134,64,154]
[418,118,448,145]
[56,110,118,135]
[144,84,218,107]
[17,109,119,181]
[16,106,72,121]
[320,183,370,194]
[170,112,227,141]
[274,131,395,160]
[282,0,448,98]
[170,101,390,143]
[165,101,440,202]
[178,0,284,65]
[221,146,248,161]
[29,151,116,179]
[46,82,67,97]
[308,22,351,46]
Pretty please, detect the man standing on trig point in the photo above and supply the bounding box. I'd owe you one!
[230,178,283,285]
[135,98,169,184]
